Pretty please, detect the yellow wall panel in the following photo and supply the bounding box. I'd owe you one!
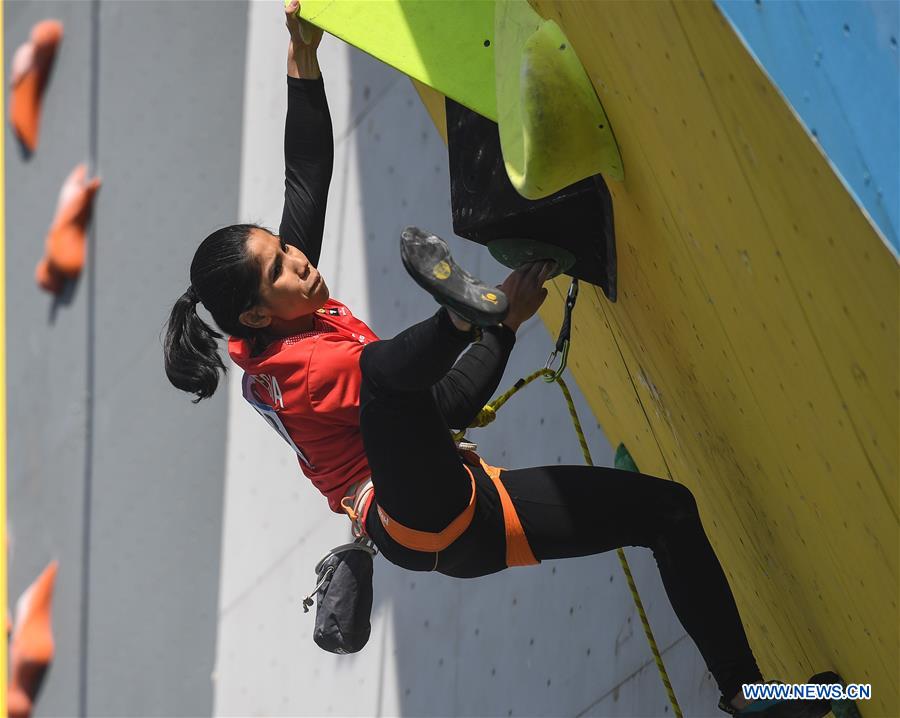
[411,79,448,143]
[409,3,897,710]
[528,1,898,713]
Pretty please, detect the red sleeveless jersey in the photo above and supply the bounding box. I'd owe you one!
[228,298,380,512]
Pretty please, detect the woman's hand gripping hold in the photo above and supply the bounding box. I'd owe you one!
[498,260,557,333]
[285,0,323,79]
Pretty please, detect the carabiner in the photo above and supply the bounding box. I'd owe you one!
[544,339,570,381]
[544,278,578,382]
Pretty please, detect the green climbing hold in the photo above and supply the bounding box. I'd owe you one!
[487,238,575,277]
[614,443,640,473]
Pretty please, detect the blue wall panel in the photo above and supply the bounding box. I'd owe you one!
[717,0,899,254]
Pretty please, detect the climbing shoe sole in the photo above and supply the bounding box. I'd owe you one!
[400,226,509,327]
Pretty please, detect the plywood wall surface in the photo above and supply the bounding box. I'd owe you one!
[524,1,898,713]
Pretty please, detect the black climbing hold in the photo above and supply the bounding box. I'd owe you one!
[446,98,617,300]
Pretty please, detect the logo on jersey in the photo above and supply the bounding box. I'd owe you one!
[251,373,284,409]
[316,306,347,317]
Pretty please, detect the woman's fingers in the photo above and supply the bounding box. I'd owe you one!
[497,260,555,329]
[515,261,541,284]
[285,0,300,32]
[518,259,555,286]
[501,259,556,305]
[286,0,309,42]
[538,261,557,283]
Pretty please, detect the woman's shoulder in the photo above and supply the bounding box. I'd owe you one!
[228,332,318,373]
[315,297,380,343]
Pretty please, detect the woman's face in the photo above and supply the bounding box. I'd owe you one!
[240,227,329,330]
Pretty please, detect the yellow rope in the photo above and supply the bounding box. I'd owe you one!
[456,368,684,718]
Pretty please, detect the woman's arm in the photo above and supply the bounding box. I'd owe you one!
[430,260,556,429]
[430,325,517,430]
[280,1,333,267]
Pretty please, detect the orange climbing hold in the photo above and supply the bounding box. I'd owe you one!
[9,19,63,153]
[35,163,101,292]
[7,685,33,718]
[46,164,102,277]
[9,560,59,716]
[34,256,64,295]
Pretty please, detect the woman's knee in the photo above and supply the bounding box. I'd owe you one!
[626,480,700,549]
[656,480,700,526]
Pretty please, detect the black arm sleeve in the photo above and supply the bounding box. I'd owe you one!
[430,324,517,430]
[279,75,334,267]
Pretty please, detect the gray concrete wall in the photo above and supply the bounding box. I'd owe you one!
[5,1,247,714]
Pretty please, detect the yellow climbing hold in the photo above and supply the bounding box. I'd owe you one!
[495,0,624,198]
[290,0,622,198]
[293,0,497,120]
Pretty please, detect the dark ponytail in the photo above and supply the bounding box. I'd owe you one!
[164,223,269,402]
[164,287,226,402]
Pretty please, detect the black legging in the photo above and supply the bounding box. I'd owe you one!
[359,308,763,703]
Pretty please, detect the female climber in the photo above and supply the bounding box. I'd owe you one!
[163,4,833,717]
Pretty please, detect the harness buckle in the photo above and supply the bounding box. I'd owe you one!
[342,478,374,538]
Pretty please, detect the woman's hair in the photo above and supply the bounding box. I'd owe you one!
[164,223,268,402]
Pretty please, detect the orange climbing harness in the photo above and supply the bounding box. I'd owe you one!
[460,450,537,567]
[374,464,476,553]
[340,477,375,539]
[340,448,537,567]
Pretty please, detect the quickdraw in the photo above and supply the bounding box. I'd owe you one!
[544,278,578,382]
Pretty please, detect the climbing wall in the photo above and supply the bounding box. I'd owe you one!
[718,0,899,252]
[415,0,898,713]
[519,1,897,714]
[213,6,727,716]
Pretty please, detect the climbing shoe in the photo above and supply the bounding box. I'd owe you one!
[400,226,508,327]
[718,677,835,718]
